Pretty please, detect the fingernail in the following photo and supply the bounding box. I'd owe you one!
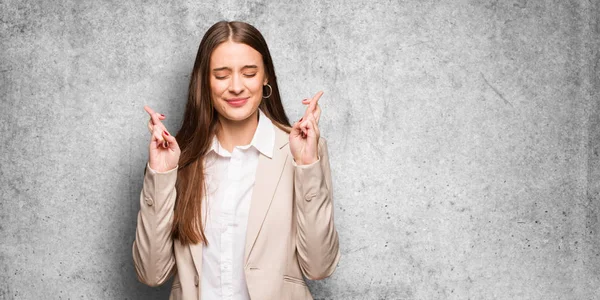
[299,117,303,122]
[164,131,169,136]
[160,114,165,117]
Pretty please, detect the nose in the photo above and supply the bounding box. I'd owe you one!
[228,74,243,95]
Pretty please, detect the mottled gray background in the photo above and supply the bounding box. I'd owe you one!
[1,0,599,299]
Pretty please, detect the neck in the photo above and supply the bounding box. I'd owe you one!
[216,110,259,153]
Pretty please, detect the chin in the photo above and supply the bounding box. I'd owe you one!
[217,102,260,122]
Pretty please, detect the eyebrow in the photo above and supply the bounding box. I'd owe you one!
[212,65,258,72]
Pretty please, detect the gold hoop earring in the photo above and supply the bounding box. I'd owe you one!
[262,84,272,99]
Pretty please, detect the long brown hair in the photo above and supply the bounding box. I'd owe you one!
[172,21,291,245]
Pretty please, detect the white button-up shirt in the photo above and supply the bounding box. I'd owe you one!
[201,108,275,300]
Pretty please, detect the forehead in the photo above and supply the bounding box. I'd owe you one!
[210,41,263,68]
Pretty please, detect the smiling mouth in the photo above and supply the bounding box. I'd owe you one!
[226,97,249,101]
[225,97,249,107]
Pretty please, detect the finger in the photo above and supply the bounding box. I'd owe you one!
[149,135,164,150]
[291,118,304,138]
[148,119,153,133]
[148,113,167,132]
[302,91,323,122]
[145,106,162,130]
[160,131,169,149]
[145,105,166,125]
[308,91,324,114]
[162,130,179,150]
[144,106,165,119]
[303,114,320,138]
[299,118,312,137]
[151,123,165,145]
[144,105,156,117]
[298,116,311,137]
[314,104,321,124]
[148,118,160,134]
[303,112,319,136]
[149,114,166,124]
[152,131,165,145]
[301,120,313,138]
[297,117,306,136]
[299,117,309,136]
[310,117,320,138]
[301,100,321,125]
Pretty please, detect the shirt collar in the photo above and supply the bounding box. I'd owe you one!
[209,108,275,158]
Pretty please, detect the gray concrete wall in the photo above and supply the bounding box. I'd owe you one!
[1,0,598,299]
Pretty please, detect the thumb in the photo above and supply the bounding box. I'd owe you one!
[291,119,303,138]
[161,130,178,149]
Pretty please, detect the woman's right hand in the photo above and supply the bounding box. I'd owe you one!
[144,105,181,172]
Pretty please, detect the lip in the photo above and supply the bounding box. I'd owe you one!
[225,97,249,107]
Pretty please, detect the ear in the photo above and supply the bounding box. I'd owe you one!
[263,69,269,85]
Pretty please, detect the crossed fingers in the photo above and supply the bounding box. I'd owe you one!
[301,91,323,125]
[144,105,169,148]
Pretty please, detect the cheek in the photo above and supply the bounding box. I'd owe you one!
[210,80,227,96]
[249,78,264,93]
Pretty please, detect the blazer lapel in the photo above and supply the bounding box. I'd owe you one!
[189,189,209,279]
[189,242,203,279]
[244,125,289,264]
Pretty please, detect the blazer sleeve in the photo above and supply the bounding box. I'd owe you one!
[293,137,341,280]
[131,163,178,287]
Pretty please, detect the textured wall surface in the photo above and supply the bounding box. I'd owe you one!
[1,0,599,299]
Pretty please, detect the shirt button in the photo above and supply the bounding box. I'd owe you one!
[144,197,154,206]
[305,193,316,202]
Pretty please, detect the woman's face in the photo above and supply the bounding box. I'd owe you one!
[209,41,267,123]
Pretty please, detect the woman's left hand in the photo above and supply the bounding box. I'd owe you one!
[290,91,323,165]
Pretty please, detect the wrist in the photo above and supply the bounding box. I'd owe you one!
[293,155,319,166]
[147,162,178,174]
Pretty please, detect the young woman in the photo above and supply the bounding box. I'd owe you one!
[132,21,340,300]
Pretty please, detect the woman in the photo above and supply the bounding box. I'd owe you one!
[132,21,340,300]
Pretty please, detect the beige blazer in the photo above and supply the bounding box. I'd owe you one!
[132,124,341,300]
